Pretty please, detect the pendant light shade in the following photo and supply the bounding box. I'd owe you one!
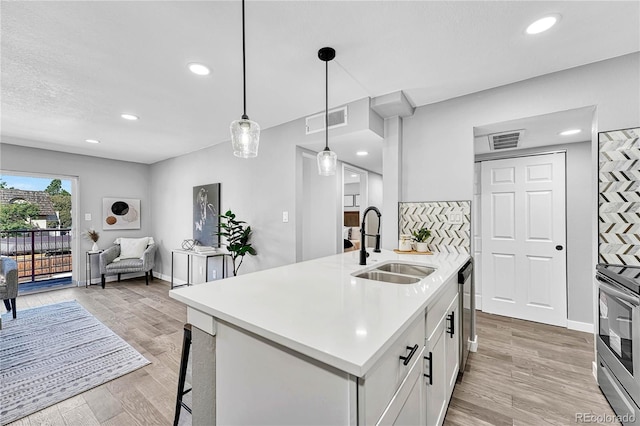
[230,0,260,158]
[317,47,337,176]
[318,147,338,176]
[231,116,260,158]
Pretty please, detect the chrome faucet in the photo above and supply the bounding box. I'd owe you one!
[360,206,382,265]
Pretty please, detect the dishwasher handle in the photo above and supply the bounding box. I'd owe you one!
[458,260,473,284]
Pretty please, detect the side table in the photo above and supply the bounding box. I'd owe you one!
[86,250,103,287]
[171,249,229,289]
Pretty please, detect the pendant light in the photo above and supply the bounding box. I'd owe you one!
[317,47,337,176]
[230,0,260,158]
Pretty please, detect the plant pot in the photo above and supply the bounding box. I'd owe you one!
[415,242,429,252]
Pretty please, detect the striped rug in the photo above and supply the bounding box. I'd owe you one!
[0,300,150,425]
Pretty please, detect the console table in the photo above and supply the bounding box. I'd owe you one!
[85,250,103,287]
[171,249,229,289]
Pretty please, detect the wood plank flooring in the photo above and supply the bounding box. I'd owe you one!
[6,278,188,426]
[445,312,618,426]
[6,282,618,425]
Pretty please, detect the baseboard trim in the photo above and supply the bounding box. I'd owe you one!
[469,336,478,352]
[474,294,482,310]
[592,360,597,381]
[155,272,187,287]
[567,320,593,334]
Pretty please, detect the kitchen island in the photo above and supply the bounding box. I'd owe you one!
[170,249,470,425]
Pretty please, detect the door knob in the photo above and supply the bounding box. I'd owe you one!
[555,245,564,251]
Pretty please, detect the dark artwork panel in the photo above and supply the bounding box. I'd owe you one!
[193,183,220,247]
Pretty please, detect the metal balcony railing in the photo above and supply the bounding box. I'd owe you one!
[0,228,73,284]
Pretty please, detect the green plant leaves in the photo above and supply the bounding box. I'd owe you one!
[216,209,257,276]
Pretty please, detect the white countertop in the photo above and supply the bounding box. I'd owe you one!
[169,249,470,377]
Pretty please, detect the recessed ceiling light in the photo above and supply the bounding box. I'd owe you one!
[356,151,368,156]
[560,129,581,136]
[121,113,139,121]
[526,15,559,35]
[85,139,100,144]
[188,62,210,76]
[351,174,358,178]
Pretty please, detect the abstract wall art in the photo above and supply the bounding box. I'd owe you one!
[193,183,220,248]
[102,198,141,230]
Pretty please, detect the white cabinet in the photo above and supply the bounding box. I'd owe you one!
[425,324,446,426]
[359,314,426,425]
[377,347,425,426]
[424,276,460,426]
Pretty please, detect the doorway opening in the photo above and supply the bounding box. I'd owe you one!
[0,172,76,294]
[473,105,596,330]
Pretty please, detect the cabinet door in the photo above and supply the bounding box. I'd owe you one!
[377,347,425,426]
[444,297,460,393]
[392,370,424,426]
[425,325,446,426]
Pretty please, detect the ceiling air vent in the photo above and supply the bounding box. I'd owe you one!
[488,130,523,150]
[305,106,348,135]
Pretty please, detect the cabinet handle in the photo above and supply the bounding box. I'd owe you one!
[424,352,433,385]
[447,311,455,338]
[399,344,419,366]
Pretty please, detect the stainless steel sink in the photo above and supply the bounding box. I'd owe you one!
[374,262,435,278]
[353,270,421,284]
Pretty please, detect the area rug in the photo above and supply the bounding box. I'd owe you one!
[0,300,150,425]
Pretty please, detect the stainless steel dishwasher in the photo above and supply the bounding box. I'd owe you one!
[458,259,474,377]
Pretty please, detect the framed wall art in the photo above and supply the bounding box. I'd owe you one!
[193,183,221,248]
[102,198,141,230]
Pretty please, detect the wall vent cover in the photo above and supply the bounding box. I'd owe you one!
[305,106,348,135]
[489,130,523,150]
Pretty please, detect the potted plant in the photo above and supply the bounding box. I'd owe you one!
[216,209,257,276]
[411,227,431,252]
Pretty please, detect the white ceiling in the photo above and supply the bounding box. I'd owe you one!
[1,1,639,171]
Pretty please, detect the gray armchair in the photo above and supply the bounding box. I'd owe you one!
[1,256,18,319]
[99,242,157,288]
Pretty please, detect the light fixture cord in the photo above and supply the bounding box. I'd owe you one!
[242,0,247,118]
[325,57,329,150]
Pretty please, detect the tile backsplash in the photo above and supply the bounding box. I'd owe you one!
[399,201,471,254]
[599,127,640,266]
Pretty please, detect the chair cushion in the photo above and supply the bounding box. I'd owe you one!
[118,237,150,260]
[105,258,144,273]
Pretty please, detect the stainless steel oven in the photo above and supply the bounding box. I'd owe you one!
[596,264,640,425]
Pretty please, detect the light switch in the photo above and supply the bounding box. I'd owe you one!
[85,213,92,221]
[282,211,289,223]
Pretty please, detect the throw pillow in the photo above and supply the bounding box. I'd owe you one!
[119,237,150,260]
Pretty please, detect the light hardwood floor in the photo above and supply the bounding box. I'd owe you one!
[445,312,618,426]
[7,278,188,426]
[7,281,617,425]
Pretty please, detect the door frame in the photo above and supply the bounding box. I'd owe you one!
[476,151,568,326]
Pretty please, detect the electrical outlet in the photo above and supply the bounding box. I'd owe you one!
[84,213,92,221]
[448,213,463,224]
[282,211,289,223]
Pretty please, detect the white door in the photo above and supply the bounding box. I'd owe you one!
[481,153,567,326]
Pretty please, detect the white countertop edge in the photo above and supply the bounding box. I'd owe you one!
[171,291,372,376]
[169,251,470,377]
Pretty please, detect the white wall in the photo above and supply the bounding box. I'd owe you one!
[150,116,303,280]
[300,153,340,261]
[403,52,640,325]
[0,143,151,284]
[403,53,639,201]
